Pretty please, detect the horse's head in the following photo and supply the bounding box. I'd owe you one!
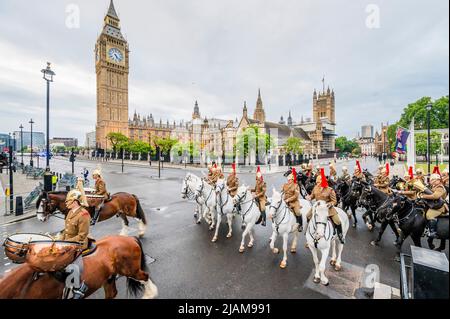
[312,200,329,240]
[181,174,191,199]
[384,193,408,220]
[233,185,249,205]
[268,188,283,220]
[215,178,226,194]
[358,183,373,207]
[36,192,60,222]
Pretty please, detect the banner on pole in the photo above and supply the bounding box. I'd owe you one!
[395,126,410,154]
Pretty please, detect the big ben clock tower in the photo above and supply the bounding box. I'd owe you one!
[95,0,129,150]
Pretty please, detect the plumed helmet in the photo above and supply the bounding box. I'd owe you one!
[66,190,82,203]
[93,165,102,177]
[320,168,328,188]
[416,167,424,175]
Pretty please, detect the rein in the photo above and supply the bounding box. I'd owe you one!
[216,184,230,215]
[269,199,290,234]
[235,191,255,221]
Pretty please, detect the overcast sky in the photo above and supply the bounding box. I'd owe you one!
[0,0,448,145]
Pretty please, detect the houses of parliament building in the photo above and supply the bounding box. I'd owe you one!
[93,1,336,160]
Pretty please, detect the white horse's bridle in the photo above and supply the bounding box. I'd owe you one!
[234,190,255,220]
[269,193,290,233]
[182,175,197,200]
[216,182,231,215]
[309,203,331,248]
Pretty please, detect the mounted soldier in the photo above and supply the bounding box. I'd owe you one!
[307,168,345,244]
[340,166,351,185]
[251,166,267,226]
[329,162,337,182]
[91,167,109,225]
[282,167,302,231]
[415,167,426,185]
[374,163,391,195]
[398,167,418,200]
[353,160,366,181]
[55,189,91,299]
[207,163,221,187]
[418,173,448,238]
[226,163,239,197]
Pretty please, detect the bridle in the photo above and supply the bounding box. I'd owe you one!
[182,175,197,200]
[269,192,289,233]
[216,182,231,215]
[308,203,331,248]
[195,179,213,205]
[234,190,255,221]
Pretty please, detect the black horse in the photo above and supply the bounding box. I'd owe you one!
[362,187,420,252]
[336,178,358,227]
[392,196,448,251]
[283,167,311,198]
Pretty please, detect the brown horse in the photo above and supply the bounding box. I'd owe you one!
[0,236,158,299]
[36,191,147,237]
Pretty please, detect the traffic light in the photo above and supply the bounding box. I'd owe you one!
[69,152,76,163]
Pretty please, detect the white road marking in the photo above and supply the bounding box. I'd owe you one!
[4,269,11,273]
[4,263,11,266]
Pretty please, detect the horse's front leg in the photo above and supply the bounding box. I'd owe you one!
[247,226,255,248]
[330,238,337,266]
[351,205,357,228]
[319,247,330,286]
[269,230,278,254]
[208,205,216,231]
[280,232,289,269]
[290,229,299,254]
[239,223,251,253]
[119,214,130,236]
[309,246,321,284]
[362,210,373,231]
[212,211,221,242]
[371,220,388,246]
[334,240,344,271]
[226,213,233,238]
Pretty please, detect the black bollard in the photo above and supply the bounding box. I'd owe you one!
[15,196,23,216]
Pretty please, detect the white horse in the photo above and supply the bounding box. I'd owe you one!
[305,200,349,286]
[213,178,236,242]
[232,185,262,253]
[191,175,217,230]
[181,173,207,224]
[268,189,312,268]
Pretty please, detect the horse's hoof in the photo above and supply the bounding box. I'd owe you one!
[370,240,378,246]
[352,223,357,228]
[321,281,330,286]
[347,214,352,220]
[367,224,373,231]
[196,220,201,225]
[334,264,342,271]
[290,248,296,254]
[313,277,320,284]
[211,237,217,243]
[330,259,336,266]
[194,213,198,219]
[226,233,232,238]
[247,242,254,248]
[305,243,309,249]
[138,233,145,238]
[279,261,287,269]
[272,248,279,254]
[239,247,245,253]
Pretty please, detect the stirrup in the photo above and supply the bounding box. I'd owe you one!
[72,282,88,300]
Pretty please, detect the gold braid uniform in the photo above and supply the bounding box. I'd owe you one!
[226,174,239,197]
[374,174,391,194]
[61,206,90,250]
[307,185,340,225]
[422,185,448,220]
[282,181,301,216]
[251,179,267,212]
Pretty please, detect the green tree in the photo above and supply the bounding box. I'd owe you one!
[284,137,303,154]
[154,137,179,155]
[128,140,153,154]
[106,132,129,152]
[335,136,359,154]
[415,132,441,161]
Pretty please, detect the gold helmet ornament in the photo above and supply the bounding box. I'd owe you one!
[65,190,82,206]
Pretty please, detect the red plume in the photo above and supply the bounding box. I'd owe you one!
[385,163,390,176]
[356,160,361,173]
[292,167,297,184]
[256,166,263,181]
[408,166,414,179]
[433,165,441,176]
[320,168,328,188]
[232,162,236,173]
[214,163,217,169]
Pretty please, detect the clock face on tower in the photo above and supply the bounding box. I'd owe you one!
[108,48,123,63]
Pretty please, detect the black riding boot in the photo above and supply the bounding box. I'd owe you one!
[336,224,345,244]
[72,281,88,299]
[428,219,438,239]
[91,209,99,226]
[296,215,303,232]
[261,210,266,226]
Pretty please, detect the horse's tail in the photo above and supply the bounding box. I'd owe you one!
[126,237,149,297]
[132,195,147,225]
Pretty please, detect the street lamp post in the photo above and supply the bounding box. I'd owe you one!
[29,119,34,167]
[19,124,24,168]
[426,102,433,179]
[41,62,55,171]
